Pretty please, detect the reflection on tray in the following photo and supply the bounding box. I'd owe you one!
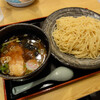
[2,17,100,100]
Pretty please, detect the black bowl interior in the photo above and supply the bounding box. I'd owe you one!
[42,7,100,69]
[0,23,50,80]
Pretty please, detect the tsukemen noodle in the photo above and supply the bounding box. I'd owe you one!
[0,34,47,76]
[52,16,100,59]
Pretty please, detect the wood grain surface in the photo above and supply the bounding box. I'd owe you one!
[0,0,100,100]
[0,0,100,26]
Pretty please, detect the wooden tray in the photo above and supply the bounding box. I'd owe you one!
[1,17,100,100]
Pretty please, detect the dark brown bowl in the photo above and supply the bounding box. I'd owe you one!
[0,23,51,80]
[42,7,100,69]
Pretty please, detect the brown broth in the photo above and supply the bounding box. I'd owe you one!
[0,34,47,76]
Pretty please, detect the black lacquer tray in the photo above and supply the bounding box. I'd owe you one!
[1,17,100,100]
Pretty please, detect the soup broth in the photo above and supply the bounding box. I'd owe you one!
[0,34,47,76]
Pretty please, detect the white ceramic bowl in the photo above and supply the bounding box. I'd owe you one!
[6,0,35,7]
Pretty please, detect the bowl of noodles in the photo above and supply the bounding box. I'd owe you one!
[0,23,50,80]
[42,7,100,69]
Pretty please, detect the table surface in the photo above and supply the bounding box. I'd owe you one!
[1,0,100,100]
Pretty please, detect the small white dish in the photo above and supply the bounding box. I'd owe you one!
[6,0,35,7]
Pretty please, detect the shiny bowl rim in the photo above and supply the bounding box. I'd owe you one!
[5,0,35,4]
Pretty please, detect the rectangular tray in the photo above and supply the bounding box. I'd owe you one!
[1,17,100,100]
